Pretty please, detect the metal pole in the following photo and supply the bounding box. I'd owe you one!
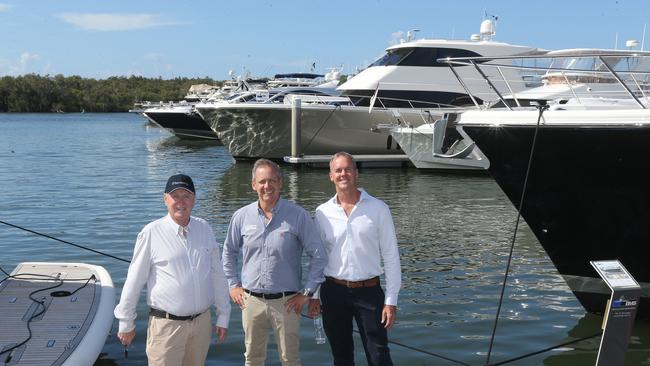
[291,97,302,157]
[470,60,512,111]
[447,64,481,109]
[599,55,646,109]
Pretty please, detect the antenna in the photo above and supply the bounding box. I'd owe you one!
[407,29,420,41]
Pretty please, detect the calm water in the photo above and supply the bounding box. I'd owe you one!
[1,113,649,365]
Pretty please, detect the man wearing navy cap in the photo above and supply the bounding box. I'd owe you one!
[115,174,231,366]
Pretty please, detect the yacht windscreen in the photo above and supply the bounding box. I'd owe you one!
[399,48,483,67]
[370,48,413,67]
[370,47,483,67]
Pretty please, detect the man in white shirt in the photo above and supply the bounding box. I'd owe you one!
[314,152,401,366]
[114,174,231,366]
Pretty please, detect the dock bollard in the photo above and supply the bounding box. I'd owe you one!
[291,97,301,157]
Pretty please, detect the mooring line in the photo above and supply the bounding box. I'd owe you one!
[485,103,549,365]
[0,219,130,263]
[488,332,602,365]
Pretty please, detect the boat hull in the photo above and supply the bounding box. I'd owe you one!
[143,109,220,141]
[461,120,650,317]
[197,104,433,159]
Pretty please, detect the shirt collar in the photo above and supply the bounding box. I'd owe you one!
[257,197,285,214]
[165,214,191,236]
[331,188,366,206]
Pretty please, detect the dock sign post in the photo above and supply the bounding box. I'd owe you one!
[590,260,640,366]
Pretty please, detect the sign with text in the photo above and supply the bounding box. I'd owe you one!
[590,260,640,366]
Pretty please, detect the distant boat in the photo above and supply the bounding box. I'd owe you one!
[196,19,546,160]
[0,262,115,365]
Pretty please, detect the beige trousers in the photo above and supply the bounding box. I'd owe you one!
[146,310,212,366]
[242,293,301,366]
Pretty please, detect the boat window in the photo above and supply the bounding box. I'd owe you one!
[369,48,413,67]
[398,48,484,67]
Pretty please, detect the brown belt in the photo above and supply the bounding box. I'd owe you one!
[326,276,379,288]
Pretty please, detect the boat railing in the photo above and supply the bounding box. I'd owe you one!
[341,89,466,111]
[438,52,650,110]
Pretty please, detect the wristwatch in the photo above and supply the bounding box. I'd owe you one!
[302,288,314,297]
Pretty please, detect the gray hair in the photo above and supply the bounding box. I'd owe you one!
[329,151,357,171]
[252,158,283,181]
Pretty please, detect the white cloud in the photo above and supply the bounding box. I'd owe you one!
[56,13,180,31]
[0,3,13,12]
[0,52,41,76]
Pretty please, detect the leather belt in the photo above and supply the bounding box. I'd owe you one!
[244,289,297,300]
[149,307,205,321]
[326,276,379,288]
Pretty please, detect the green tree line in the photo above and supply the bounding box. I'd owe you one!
[0,74,221,112]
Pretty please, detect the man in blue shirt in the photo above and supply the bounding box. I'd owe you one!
[223,158,327,366]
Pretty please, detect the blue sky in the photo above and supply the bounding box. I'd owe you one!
[1,0,649,80]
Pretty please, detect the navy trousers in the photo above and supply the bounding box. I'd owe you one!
[320,280,393,366]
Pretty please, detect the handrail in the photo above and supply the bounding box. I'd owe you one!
[439,52,650,109]
[470,60,511,111]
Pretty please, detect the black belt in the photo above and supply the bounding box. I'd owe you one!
[149,307,205,321]
[244,289,297,300]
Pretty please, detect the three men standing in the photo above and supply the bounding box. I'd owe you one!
[315,152,402,366]
[114,153,401,365]
[223,158,327,366]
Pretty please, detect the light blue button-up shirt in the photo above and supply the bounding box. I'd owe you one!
[223,198,327,293]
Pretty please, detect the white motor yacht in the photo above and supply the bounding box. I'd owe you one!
[195,20,546,160]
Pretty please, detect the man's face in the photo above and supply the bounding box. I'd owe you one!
[252,165,282,206]
[329,156,358,191]
[164,189,195,225]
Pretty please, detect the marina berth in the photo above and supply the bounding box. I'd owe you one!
[445,50,650,318]
[196,20,546,160]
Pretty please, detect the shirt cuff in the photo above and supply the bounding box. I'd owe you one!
[384,293,398,306]
[215,314,230,329]
[227,279,241,289]
[118,319,136,334]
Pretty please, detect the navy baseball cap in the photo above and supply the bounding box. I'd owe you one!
[165,174,195,194]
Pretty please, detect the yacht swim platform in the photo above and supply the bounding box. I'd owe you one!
[0,262,115,366]
[283,154,411,168]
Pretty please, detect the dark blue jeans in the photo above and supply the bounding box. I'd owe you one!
[320,280,393,366]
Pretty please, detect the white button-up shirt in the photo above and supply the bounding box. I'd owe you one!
[315,189,401,305]
[114,214,231,332]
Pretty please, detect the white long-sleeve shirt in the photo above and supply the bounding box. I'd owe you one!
[315,189,401,306]
[114,214,231,333]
